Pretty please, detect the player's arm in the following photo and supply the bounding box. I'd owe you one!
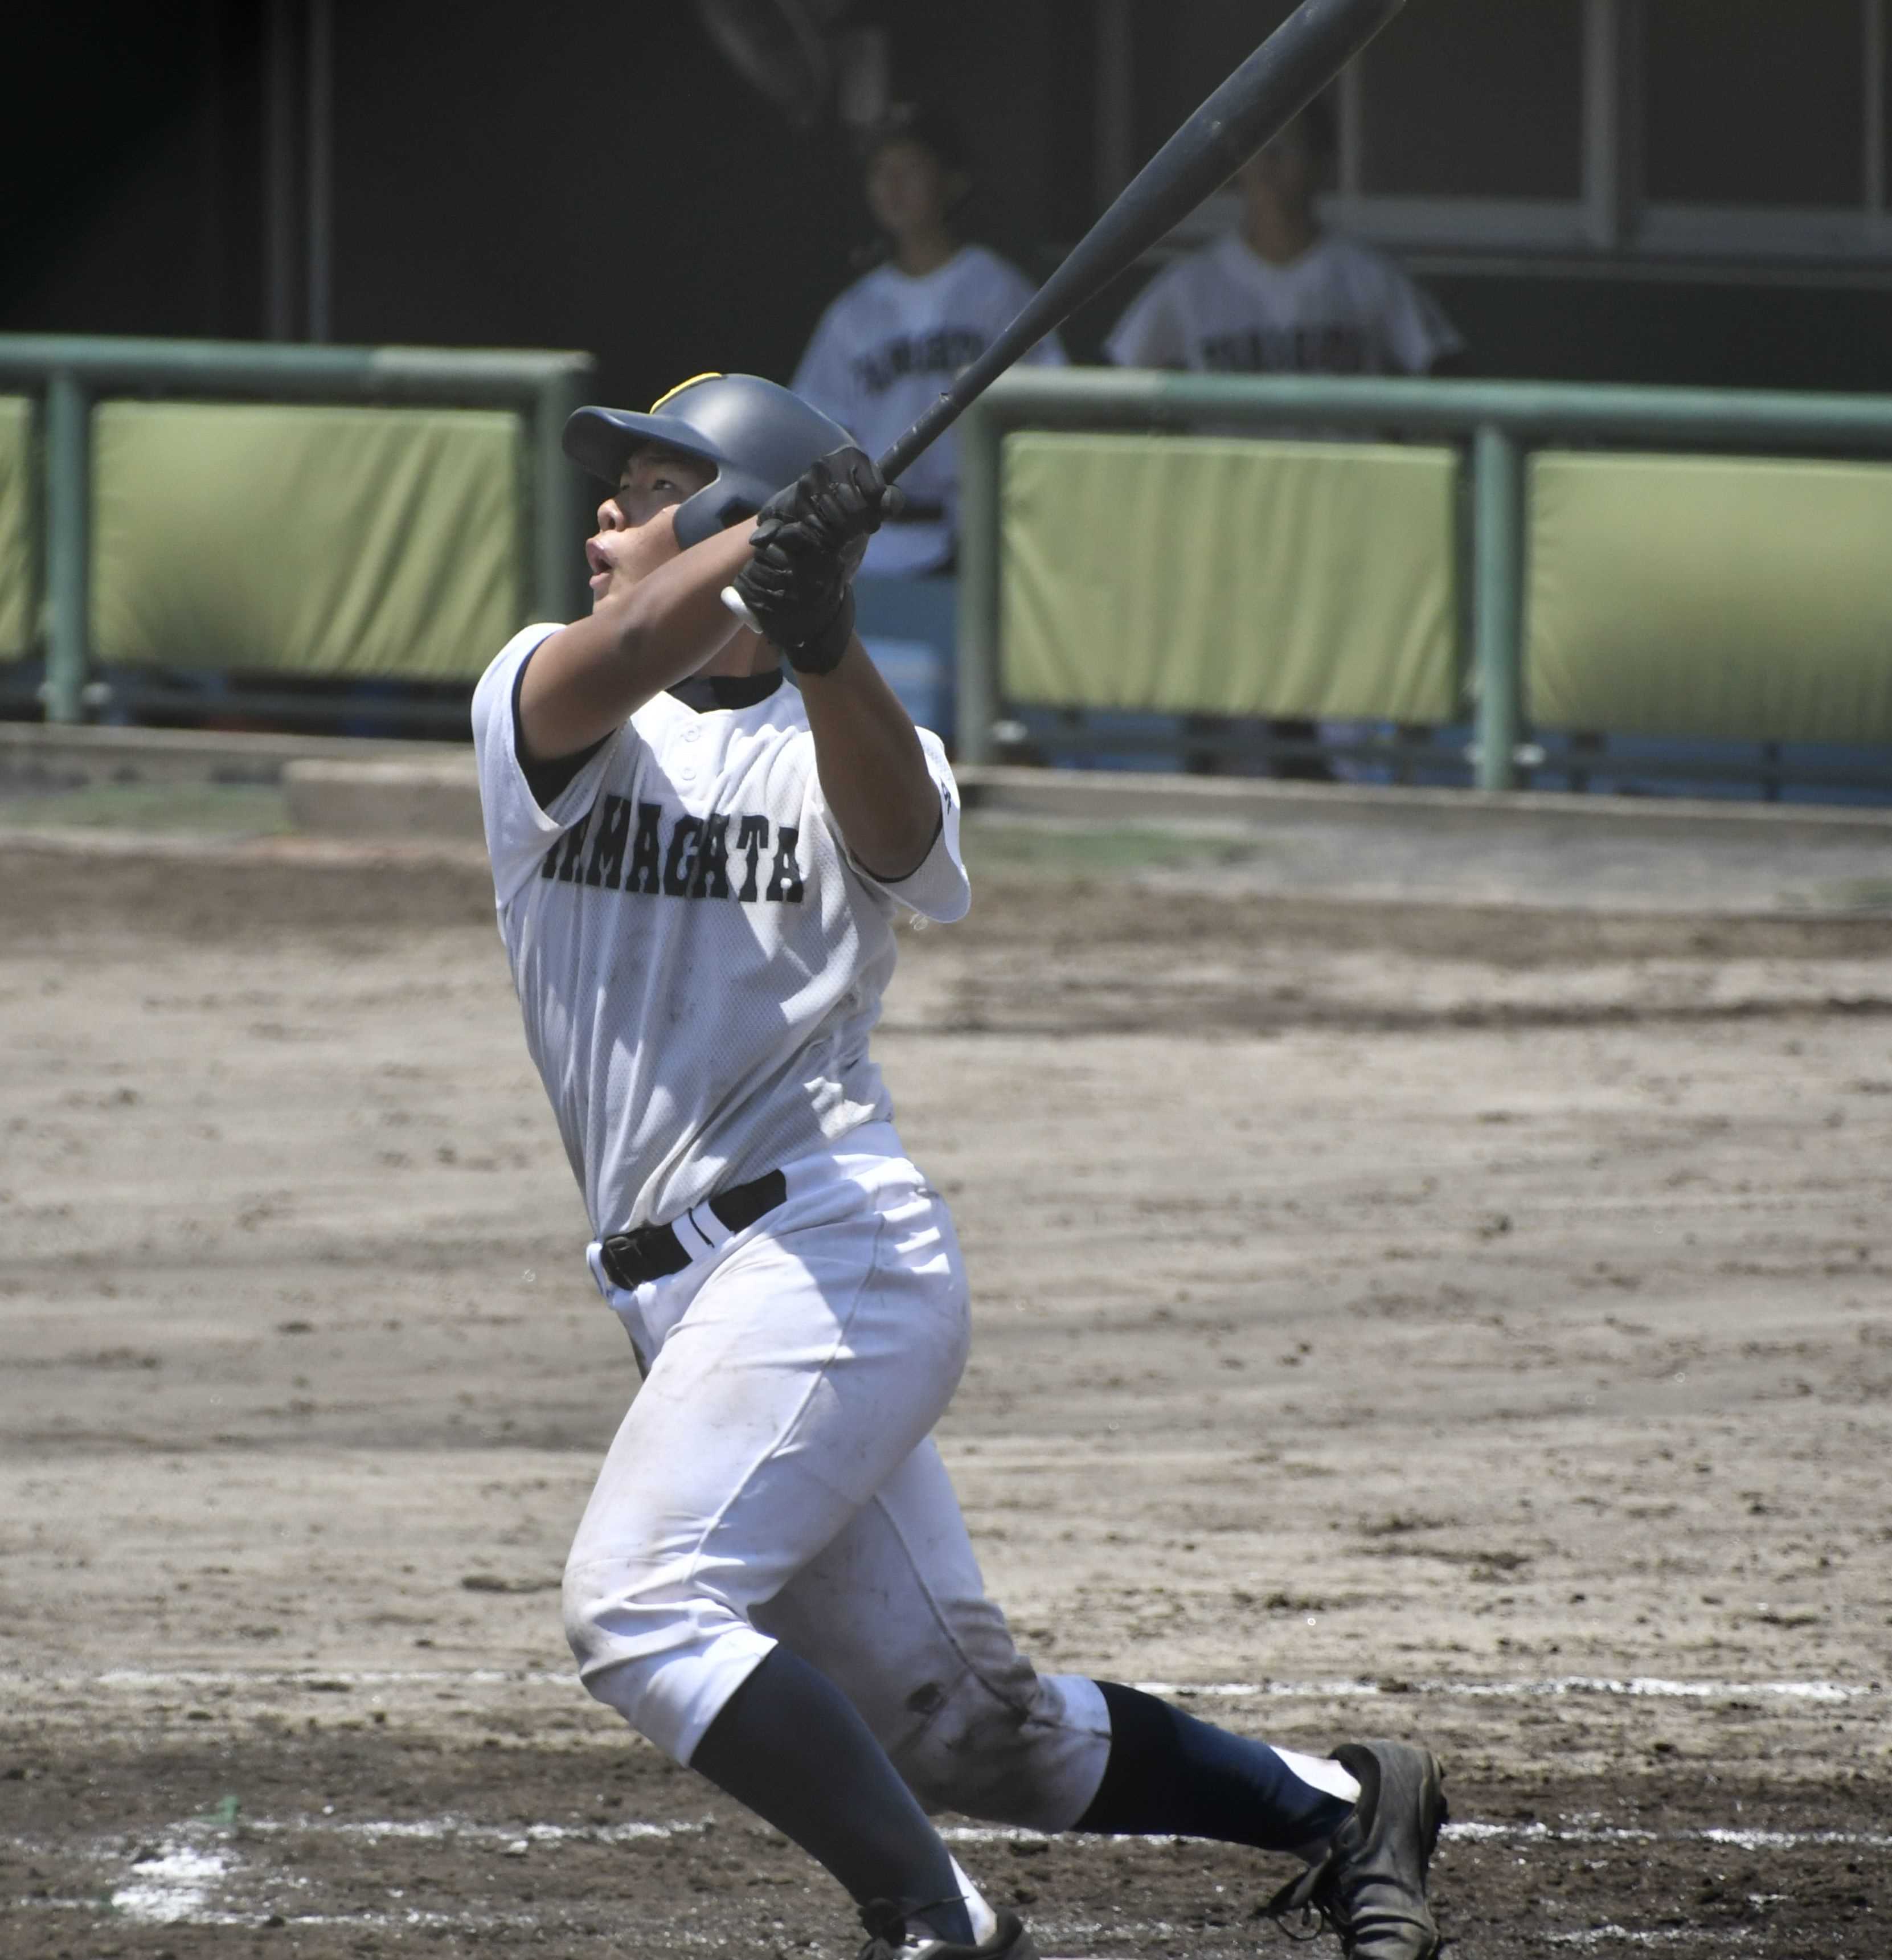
[517,520,755,762]
[730,453,940,880]
[798,642,940,881]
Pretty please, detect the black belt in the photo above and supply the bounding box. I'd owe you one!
[598,1168,787,1289]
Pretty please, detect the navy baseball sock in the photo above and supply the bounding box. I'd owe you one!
[690,1646,984,1946]
[1076,1679,1358,1855]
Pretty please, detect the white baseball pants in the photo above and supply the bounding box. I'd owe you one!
[563,1124,1112,1829]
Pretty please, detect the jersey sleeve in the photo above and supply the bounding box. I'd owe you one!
[816,726,970,925]
[1370,259,1464,375]
[1104,263,1191,369]
[470,624,630,907]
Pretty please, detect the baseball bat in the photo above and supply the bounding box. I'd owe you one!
[726,0,1407,627]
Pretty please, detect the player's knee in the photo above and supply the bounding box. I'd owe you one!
[562,1558,612,1682]
[892,1652,1108,1831]
[562,1552,665,1689]
[560,1559,681,1750]
[562,1552,763,1765]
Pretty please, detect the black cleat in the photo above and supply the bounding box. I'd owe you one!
[1263,1740,1446,1958]
[855,1902,1041,1960]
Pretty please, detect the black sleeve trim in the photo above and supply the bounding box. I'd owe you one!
[851,809,944,886]
[513,643,608,812]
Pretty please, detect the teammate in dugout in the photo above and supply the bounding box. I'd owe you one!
[469,372,1445,1960]
[792,104,1064,577]
[1103,96,1461,380]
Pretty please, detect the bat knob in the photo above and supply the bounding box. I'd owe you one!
[721,585,764,633]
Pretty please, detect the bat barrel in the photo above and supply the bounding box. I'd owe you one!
[875,0,1407,483]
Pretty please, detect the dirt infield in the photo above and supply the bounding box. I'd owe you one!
[3,829,1889,1958]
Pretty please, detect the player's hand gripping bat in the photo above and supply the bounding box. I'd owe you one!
[724,0,1411,629]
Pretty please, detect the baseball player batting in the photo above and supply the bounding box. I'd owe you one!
[463,4,1440,1953]
[468,374,1445,1958]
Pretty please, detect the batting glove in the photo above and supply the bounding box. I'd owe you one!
[734,539,857,676]
[734,448,902,674]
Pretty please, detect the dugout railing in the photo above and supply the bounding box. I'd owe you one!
[955,370,1892,795]
[0,334,593,730]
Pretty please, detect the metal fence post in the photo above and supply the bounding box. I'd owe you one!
[43,370,89,725]
[1471,422,1524,792]
[534,366,590,625]
[955,398,1002,765]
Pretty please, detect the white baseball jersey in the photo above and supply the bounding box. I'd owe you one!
[470,624,969,1237]
[793,244,1066,576]
[1105,230,1461,377]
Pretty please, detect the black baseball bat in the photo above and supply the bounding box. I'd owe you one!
[875,0,1409,481]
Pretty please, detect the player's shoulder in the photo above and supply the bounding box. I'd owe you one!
[1315,228,1419,290]
[804,265,899,353]
[838,256,932,318]
[828,260,892,309]
[1156,236,1241,300]
[472,621,563,743]
[932,243,1037,318]
[952,242,1031,288]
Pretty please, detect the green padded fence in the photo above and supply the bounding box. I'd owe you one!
[960,370,1892,785]
[1000,432,1459,721]
[91,401,527,680]
[1526,451,1892,746]
[0,396,32,663]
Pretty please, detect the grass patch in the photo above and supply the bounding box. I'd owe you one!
[962,816,1271,875]
[1789,877,1892,914]
[0,779,292,836]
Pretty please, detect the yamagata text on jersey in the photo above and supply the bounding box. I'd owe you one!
[540,793,808,906]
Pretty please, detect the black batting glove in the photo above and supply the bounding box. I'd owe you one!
[732,538,857,676]
[734,448,900,674]
[750,447,903,563]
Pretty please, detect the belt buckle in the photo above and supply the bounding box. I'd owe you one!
[601,1225,652,1289]
[604,1217,691,1290]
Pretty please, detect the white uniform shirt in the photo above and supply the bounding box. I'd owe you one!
[1105,230,1461,377]
[793,244,1066,576]
[471,624,969,1237]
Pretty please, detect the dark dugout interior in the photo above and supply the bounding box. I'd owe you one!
[5,0,1892,402]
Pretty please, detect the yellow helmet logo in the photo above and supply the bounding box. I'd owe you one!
[649,373,724,413]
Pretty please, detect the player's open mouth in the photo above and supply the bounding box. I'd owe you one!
[585,539,612,592]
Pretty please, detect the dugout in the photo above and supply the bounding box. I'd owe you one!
[7,5,1892,409]
[4,3,1892,797]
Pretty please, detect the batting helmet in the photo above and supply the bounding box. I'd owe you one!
[563,373,857,550]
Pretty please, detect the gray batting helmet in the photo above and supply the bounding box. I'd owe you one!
[563,373,857,550]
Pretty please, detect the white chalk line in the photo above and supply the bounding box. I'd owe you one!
[265,1813,711,1847]
[85,1812,1892,1855]
[13,1807,1882,1933]
[1438,1820,1892,1852]
[1545,1930,1752,1951]
[1135,1676,1877,1706]
[42,1666,1878,1707]
[108,1844,233,1925]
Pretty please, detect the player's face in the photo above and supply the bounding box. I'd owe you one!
[585,445,716,608]
[865,138,957,241]
[1236,122,1317,215]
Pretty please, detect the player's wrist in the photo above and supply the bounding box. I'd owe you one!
[785,629,866,684]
